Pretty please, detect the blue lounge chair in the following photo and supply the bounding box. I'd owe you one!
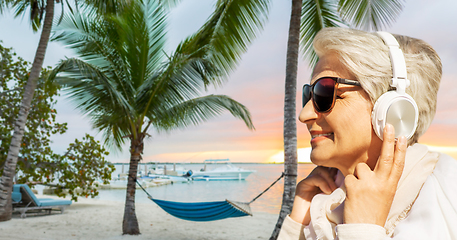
[12,188,22,204]
[12,184,72,218]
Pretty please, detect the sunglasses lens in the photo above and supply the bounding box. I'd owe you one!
[302,85,311,107]
[313,78,335,112]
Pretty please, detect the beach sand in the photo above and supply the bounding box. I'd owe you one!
[1,195,279,240]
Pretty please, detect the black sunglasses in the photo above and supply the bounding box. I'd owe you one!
[303,77,361,112]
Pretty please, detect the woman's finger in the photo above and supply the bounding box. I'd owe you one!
[311,167,338,191]
[353,162,372,179]
[374,124,396,176]
[295,167,338,201]
[308,174,335,194]
[390,136,407,182]
[297,172,334,195]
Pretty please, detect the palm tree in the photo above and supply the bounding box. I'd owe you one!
[270,0,405,239]
[0,0,125,223]
[270,0,302,239]
[0,0,55,222]
[0,0,185,223]
[49,0,269,234]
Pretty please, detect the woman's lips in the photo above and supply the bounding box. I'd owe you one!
[310,132,334,143]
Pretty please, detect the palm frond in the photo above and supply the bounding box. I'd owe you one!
[301,0,346,66]
[145,0,168,80]
[338,0,405,31]
[92,110,133,150]
[158,0,182,9]
[182,0,271,78]
[10,0,45,32]
[174,36,223,88]
[135,49,219,118]
[52,10,122,63]
[80,0,130,15]
[52,9,136,102]
[9,0,74,32]
[0,1,7,13]
[150,94,255,132]
[108,0,167,89]
[49,58,135,125]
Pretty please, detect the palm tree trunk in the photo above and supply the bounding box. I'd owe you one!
[122,135,143,235]
[0,0,54,222]
[270,0,301,238]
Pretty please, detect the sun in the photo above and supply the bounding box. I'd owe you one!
[268,148,312,163]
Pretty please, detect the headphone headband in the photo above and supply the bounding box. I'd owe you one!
[376,31,409,94]
[372,31,418,140]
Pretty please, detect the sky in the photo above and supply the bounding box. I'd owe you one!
[0,0,456,163]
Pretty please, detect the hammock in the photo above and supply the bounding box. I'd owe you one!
[136,173,284,222]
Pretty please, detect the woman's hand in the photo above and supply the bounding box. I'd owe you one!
[289,166,338,225]
[344,124,407,226]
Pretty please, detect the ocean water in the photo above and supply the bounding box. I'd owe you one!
[96,163,316,214]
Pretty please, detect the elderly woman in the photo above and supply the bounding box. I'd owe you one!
[278,27,457,239]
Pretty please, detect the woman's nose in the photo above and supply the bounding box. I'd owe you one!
[298,99,318,123]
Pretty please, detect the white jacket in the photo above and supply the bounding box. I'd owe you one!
[278,144,457,240]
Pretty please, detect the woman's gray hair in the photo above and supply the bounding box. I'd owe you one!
[313,27,442,145]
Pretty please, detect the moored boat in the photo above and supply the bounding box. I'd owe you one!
[190,159,255,181]
[142,174,191,183]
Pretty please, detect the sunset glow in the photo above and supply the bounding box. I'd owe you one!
[268,148,312,164]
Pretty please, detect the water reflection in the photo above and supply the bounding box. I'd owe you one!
[97,163,316,215]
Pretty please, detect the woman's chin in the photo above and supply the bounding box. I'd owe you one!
[310,150,330,166]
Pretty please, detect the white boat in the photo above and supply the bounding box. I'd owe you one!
[102,178,147,189]
[142,174,192,183]
[101,172,168,189]
[190,159,255,181]
[147,163,188,176]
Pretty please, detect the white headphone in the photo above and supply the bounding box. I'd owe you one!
[371,32,419,140]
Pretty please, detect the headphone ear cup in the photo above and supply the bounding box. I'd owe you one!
[371,91,419,140]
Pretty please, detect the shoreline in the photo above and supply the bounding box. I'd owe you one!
[2,194,278,240]
[110,162,315,164]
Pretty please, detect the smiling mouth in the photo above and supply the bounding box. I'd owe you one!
[311,133,334,139]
